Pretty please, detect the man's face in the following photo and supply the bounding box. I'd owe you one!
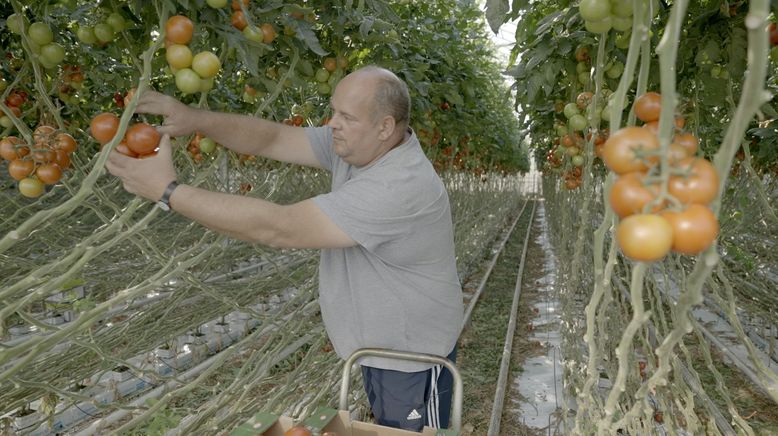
[328,73,385,167]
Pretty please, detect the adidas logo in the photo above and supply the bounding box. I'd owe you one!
[407,409,422,420]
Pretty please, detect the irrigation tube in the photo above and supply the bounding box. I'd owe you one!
[461,199,528,330]
[487,201,537,436]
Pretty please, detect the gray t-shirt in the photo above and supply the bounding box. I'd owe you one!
[306,126,463,372]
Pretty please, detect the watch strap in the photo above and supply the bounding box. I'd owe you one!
[158,180,179,211]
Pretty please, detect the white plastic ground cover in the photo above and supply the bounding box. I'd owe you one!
[509,204,567,432]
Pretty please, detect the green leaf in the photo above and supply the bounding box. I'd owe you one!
[485,0,510,33]
[295,22,329,56]
[535,10,565,36]
[359,16,375,38]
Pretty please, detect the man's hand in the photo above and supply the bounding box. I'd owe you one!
[135,91,199,137]
[106,134,178,202]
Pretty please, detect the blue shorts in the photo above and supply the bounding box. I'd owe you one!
[360,347,457,431]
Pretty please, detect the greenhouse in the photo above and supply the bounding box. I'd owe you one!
[1,0,776,435]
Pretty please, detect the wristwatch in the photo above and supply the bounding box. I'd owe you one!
[157,181,179,212]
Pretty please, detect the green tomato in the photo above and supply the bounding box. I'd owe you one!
[165,44,193,70]
[207,0,229,7]
[606,61,624,79]
[576,61,589,74]
[585,16,612,34]
[579,0,611,22]
[611,0,633,18]
[612,15,632,32]
[175,68,203,94]
[6,13,28,35]
[94,23,115,43]
[40,42,65,65]
[578,71,591,86]
[201,77,215,92]
[710,65,722,78]
[106,13,126,32]
[615,32,631,49]
[601,103,612,122]
[0,78,6,92]
[564,103,580,119]
[315,68,330,83]
[243,25,264,43]
[556,125,569,137]
[569,114,588,131]
[0,116,13,129]
[192,51,221,79]
[28,22,54,46]
[317,82,331,95]
[572,155,585,167]
[76,26,97,44]
[771,46,778,63]
[199,137,217,153]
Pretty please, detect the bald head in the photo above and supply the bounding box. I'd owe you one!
[349,66,411,130]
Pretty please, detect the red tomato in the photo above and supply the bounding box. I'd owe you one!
[90,113,120,145]
[125,123,160,155]
[609,172,662,218]
[55,132,77,154]
[672,132,699,156]
[54,149,71,169]
[115,141,139,158]
[261,23,276,44]
[35,163,62,185]
[0,136,27,161]
[231,11,248,30]
[602,126,660,174]
[165,15,194,45]
[8,158,34,180]
[232,0,249,10]
[33,125,56,144]
[634,92,661,123]
[660,205,719,255]
[616,214,674,262]
[284,427,312,436]
[668,157,719,205]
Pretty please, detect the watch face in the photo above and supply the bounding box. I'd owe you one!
[157,201,170,211]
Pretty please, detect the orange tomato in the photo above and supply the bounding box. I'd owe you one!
[609,172,662,218]
[165,15,194,45]
[7,158,34,180]
[616,214,673,262]
[125,123,160,155]
[634,92,661,123]
[602,126,660,174]
[660,205,719,254]
[90,112,120,145]
[35,163,62,184]
[668,157,719,205]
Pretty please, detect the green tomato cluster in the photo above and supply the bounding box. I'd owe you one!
[75,12,126,46]
[579,0,633,34]
[6,16,66,69]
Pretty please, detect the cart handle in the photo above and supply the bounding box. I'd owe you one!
[339,348,462,433]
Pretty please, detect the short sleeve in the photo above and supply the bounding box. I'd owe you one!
[313,176,410,253]
[305,126,334,171]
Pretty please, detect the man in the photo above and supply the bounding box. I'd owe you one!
[106,66,463,431]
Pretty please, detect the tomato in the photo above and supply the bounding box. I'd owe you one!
[35,163,62,184]
[292,114,304,126]
[199,137,217,154]
[54,149,71,169]
[175,68,203,94]
[192,51,221,79]
[19,177,45,198]
[584,17,612,34]
[616,214,673,262]
[770,23,778,46]
[126,123,160,155]
[576,92,593,110]
[579,0,611,21]
[634,92,661,123]
[563,103,580,119]
[642,120,658,135]
[606,61,624,79]
[0,116,13,129]
[572,155,585,167]
[668,157,719,205]
[667,144,689,164]
[243,25,264,43]
[660,205,719,255]
[33,125,56,144]
[166,44,193,70]
[90,112,120,145]
[609,172,662,218]
[40,43,65,66]
[28,22,54,46]
[612,16,632,32]
[615,31,631,49]
[124,88,137,107]
[602,126,660,174]
[76,26,97,44]
[6,13,27,35]
[574,46,590,62]
[612,0,633,17]
[93,23,116,43]
[0,137,27,161]
[106,13,126,32]
[337,55,349,70]
[32,148,56,163]
[231,11,248,30]
[315,68,330,83]
[317,83,331,95]
[8,159,35,180]
[672,132,698,156]
[323,57,337,72]
[166,15,194,45]
[232,0,249,10]
[207,0,229,7]
[261,23,277,44]
[6,92,25,108]
[569,114,587,131]
[115,141,138,158]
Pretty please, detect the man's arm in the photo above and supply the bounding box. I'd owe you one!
[135,91,322,168]
[168,185,356,249]
[105,135,354,249]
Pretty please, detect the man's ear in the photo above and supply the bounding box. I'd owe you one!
[377,115,396,141]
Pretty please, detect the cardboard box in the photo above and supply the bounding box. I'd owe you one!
[231,407,457,436]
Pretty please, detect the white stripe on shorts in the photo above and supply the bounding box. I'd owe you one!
[426,364,442,428]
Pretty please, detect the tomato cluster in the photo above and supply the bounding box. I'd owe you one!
[90,112,160,158]
[6,17,66,69]
[579,0,634,34]
[163,15,222,95]
[607,92,720,261]
[0,89,27,129]
[1,126,77,198]
[187,132,219,163]
[75,12,126,46]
